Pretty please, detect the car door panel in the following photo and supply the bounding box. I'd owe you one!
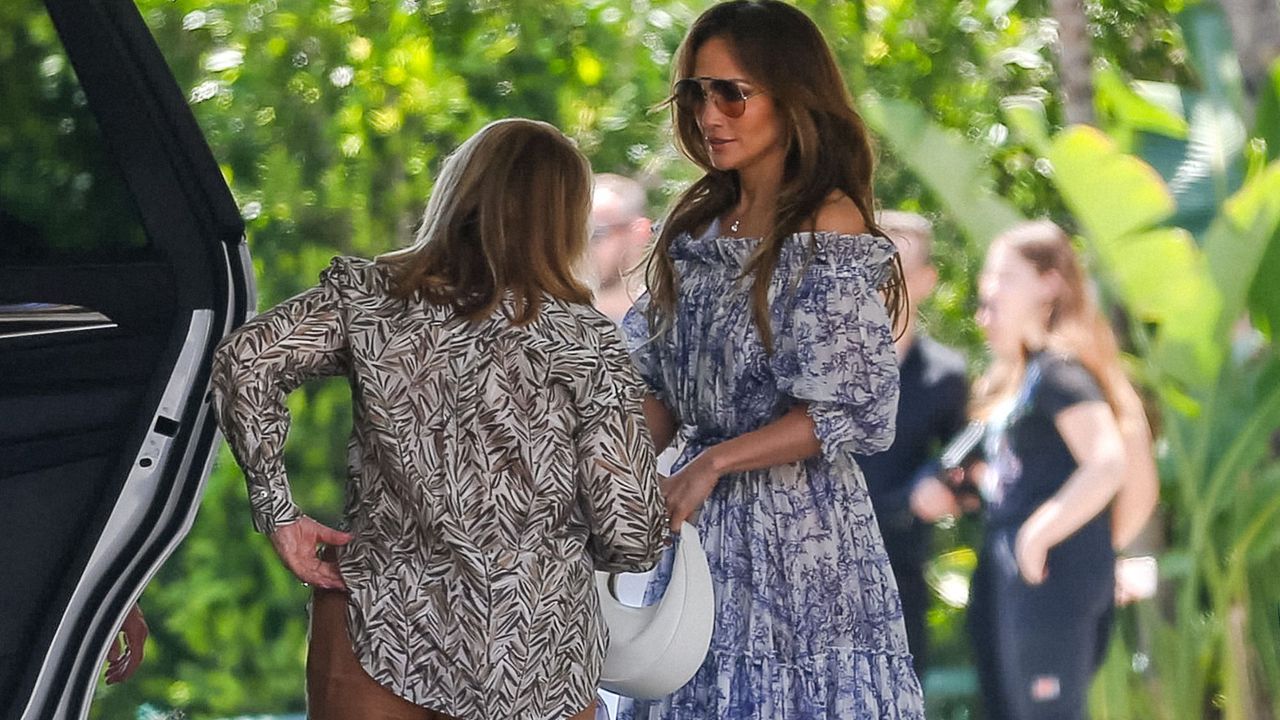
[0,0,253,716]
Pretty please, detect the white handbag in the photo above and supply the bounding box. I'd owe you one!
[594,522,715,700]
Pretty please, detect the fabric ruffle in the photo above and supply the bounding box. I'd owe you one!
[666,219,897,288]
[620,646,924,720]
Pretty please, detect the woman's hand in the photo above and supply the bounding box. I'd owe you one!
[269,515,353,591]
[1014,515,1053,585]
[910,476,960,522]
[104,602,148,684]
[660,453,722,533]
[949,461,987,514]
[1009,401,1129,587]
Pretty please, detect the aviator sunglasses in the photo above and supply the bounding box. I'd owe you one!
[672,76,765,119]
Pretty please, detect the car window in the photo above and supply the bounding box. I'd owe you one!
[0,0,153,263]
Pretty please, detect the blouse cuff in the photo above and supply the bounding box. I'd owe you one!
[246,470,302,534]
[806,400,896,469]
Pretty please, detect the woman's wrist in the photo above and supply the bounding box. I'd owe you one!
[1023,501,1064,547]
[697,444,731,478]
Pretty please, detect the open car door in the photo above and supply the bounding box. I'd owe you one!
[0,0,253,716]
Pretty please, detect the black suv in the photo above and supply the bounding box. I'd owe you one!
[1,0,253,716]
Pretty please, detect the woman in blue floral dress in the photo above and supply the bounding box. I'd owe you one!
[616,2,925,718]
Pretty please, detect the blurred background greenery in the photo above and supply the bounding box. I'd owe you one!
[5,0,1276,716]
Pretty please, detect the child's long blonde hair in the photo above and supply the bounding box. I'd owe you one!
[380,118,593,324]
[973,221,1142,434]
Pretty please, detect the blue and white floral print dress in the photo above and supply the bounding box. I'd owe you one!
[617,220,925,719]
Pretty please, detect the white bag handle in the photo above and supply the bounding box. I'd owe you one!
[594,522,715,700]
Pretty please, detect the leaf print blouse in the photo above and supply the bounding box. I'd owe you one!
[210,257,667,719]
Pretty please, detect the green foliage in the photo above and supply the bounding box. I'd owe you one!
[0,2,150,260]
[1045,126,1226,388]
[1246,59,1280,339]
[1129,3,1248,241]
[860,92,1025,248]
[1018,47,1280,720]
[1257,58,1280,163]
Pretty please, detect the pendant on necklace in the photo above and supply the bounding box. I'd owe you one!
[729,218,741,233]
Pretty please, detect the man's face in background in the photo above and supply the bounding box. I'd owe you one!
[589,185,650,291]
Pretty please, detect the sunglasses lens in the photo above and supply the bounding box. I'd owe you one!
[673,78,750,118]
[673,79,705,111]
[709,79,747,117]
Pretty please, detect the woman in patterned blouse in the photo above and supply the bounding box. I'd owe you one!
[211,118,667,720]
[617,2,925,718]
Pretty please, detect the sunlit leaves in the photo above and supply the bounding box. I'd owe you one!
[1048,126,1176,244]
[861,91,1025,247]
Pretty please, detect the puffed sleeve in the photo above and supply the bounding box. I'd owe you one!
[620,293,672,408]
[771,235,901,467]
[210,257,355,534]
[572,324,666,573]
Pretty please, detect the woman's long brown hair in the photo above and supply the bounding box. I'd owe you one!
[642,0,906,349]
[379,118,593,324]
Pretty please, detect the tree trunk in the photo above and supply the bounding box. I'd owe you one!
[1050,0,1096,126]
[1218,0,1280,111]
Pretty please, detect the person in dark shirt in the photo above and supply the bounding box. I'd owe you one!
[965,221,1156,720]
[855,211,969,681]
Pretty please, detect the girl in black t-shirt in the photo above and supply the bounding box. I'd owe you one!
[964,221,1157,720]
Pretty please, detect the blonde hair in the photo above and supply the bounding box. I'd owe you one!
[642,0,905,350]
[379,118,593,324]
[973,220,1141,433]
